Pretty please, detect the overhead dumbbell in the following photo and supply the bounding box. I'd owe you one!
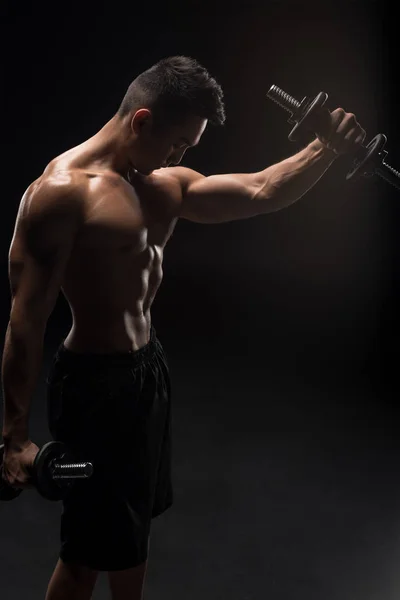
[0,441,93,502]
[266,84,400,191]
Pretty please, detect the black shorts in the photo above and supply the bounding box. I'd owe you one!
[46,326,173,571]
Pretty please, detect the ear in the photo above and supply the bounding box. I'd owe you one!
[130,108,152,134]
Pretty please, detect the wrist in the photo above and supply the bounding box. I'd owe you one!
[309,137,338,160]
[2,428,30,446]
[2,438,31,455]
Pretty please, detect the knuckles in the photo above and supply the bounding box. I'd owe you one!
[332,108,358,123]
[333,107,346,117]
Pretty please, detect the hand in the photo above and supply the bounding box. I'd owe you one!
[2,440,40,489]
[316,107,367,156]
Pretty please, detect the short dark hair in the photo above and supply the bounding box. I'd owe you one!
[117,56,226,128]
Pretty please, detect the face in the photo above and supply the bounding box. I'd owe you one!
[130,110,207,175]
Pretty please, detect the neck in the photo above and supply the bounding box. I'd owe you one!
[82,115,137,180]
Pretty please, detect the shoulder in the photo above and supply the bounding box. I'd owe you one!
[19,169,86,227]
[11,170,86,260]
[156,166,205,191]
[149,166,205,209]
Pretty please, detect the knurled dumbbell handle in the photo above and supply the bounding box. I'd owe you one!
[51,460,93,479]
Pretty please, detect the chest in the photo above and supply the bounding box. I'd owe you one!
[76,175,178,254]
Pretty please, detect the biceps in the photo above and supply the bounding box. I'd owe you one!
[180,173,261,224]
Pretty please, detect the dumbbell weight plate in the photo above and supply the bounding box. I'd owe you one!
[288,92,329,142]
[33,441,73,501]
[346,133,387,180]
[0,444,24,501]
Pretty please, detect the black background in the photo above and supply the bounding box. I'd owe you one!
[1,1,400,598]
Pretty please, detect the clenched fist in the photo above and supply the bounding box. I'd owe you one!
[316,107,367,155]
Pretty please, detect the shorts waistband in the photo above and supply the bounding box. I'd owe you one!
[55,326,159,371]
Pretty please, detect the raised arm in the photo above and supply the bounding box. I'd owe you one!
[1,177,84,449]
[177,108,366,224]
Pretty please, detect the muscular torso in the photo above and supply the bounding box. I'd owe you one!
[26,148,182,352]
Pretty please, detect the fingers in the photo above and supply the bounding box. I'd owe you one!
[323,108,366,155]
[334,110,356,135]
[355,132,366,146]
[344,127,366,147]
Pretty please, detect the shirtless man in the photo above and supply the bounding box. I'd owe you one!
[1,55,366,600]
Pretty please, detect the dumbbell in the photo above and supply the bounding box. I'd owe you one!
[0,441,93,501]
[266,84,400,191]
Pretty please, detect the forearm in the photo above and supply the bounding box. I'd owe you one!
[254,138,338,213]
[1,319,45,445]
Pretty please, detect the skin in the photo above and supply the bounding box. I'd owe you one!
[5,106,364,356]
[1,102,365,599]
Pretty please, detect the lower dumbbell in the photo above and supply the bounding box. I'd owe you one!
[0,441,93,502]
[266,84,400,191]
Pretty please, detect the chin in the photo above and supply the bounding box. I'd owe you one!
[137,167,153,176]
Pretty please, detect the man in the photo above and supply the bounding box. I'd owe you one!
[1,55,366,599]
